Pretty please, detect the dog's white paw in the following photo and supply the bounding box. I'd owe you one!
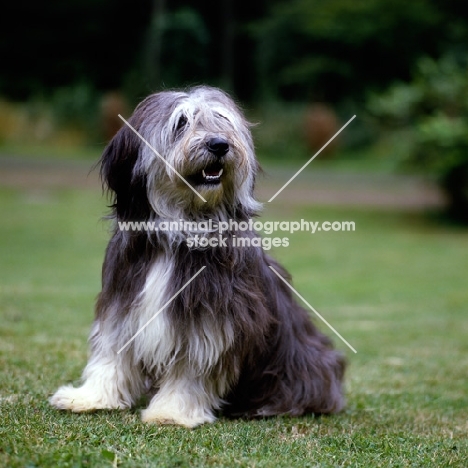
[49,384,126,413]
[141,405,216,428]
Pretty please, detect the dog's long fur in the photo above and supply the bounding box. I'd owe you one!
[50,86,346,427]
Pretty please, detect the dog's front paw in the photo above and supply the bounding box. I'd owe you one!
[141,405,216,428]
[49,384,125,413]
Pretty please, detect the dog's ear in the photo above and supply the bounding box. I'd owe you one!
[100,124,138,194]
[100,125,150,220]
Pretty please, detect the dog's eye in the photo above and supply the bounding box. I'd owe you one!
[215,112,231,124]
[175,115,188,135]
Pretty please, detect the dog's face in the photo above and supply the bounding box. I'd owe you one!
[101,86,261,220]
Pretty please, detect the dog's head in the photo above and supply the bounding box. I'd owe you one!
[101,86,261,221]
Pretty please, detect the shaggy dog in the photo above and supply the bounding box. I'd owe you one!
[50,86,346,427]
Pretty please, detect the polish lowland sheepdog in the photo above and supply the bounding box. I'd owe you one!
[50,86,346,427]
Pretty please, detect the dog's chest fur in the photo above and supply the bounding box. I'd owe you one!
[129,253,235,380]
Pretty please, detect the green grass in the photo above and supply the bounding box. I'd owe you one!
[0,143,103,161]
[1,184,467,467]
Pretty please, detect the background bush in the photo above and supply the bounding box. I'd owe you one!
[368,54,468,221]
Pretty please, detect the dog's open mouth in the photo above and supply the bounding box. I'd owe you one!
[189,163,224,186]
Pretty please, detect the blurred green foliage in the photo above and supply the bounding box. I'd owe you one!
[368,55,468,221]
[50,83,100,134]
[3,0,468,103]
[254,0,441,101]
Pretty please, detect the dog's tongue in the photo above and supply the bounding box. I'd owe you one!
[205,168,220,176]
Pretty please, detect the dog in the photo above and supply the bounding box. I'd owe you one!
[50,86,346,427]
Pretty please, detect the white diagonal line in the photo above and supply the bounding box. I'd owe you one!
[117,266,206,354]
[268,115,356,203]
[269,265,357,353]
[118,114,207,203]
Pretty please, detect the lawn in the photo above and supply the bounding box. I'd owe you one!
[0,177,467,467]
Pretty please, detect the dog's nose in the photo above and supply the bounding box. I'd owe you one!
[206,137,229,158]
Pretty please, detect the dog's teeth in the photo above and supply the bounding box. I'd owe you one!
[201,168,223,181]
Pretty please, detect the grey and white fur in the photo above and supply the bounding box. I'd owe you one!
[50,86,346,427]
